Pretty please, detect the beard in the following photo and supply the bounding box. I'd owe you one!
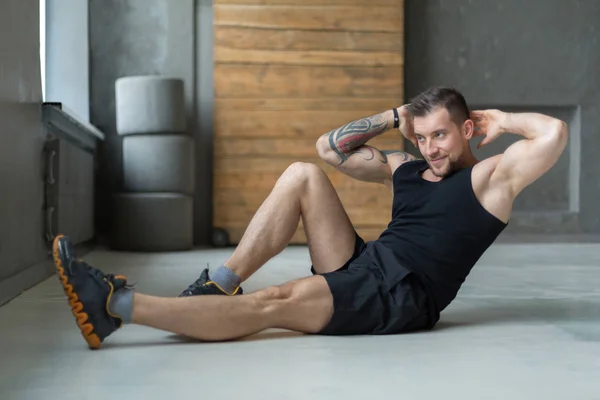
[428,156,462,178]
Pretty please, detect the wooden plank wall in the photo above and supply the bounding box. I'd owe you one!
[213,0,405,244]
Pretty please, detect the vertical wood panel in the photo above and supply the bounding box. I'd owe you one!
[214,0,404,245]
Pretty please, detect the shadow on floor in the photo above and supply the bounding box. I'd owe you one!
[434,297,600,331]
[100,330,307,348]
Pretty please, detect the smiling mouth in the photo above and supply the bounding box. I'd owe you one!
[430,156,447,163]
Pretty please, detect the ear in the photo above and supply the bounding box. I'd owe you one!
[462,119,475,140]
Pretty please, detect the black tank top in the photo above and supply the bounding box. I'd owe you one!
[377,159,507,315]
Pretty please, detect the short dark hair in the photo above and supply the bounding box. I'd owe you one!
[405,86,470,126]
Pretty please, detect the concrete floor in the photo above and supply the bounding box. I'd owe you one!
[1,243,599,400]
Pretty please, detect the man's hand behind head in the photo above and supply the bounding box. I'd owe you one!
[398,105,417,148]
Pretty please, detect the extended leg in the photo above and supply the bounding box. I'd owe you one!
[134,276,333,341]
[52,234,333,348]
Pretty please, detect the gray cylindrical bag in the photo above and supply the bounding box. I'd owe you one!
[115,76,186,135]
[111,193,193,251]
[123,135,195,194]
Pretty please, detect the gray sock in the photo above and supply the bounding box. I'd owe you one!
[108,287,134,324]
[210,265,241,294]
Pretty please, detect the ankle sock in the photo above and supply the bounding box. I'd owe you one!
[210,265,241,294]
[108,287,134,324]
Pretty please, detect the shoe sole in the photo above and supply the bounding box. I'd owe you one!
[52,234,102,349]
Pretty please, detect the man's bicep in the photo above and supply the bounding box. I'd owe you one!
[381,150,418,175]
[493,133,567,195]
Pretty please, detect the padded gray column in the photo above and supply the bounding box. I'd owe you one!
[115,76,186,135]
[123,135,195,194]
[112,75,194,251]
[111,194,193,251]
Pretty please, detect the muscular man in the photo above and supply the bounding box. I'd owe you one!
[52,87,568,349]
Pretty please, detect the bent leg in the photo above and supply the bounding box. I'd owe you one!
[133,276,334,341]
[298,164,361,274]
[225,162,358,281]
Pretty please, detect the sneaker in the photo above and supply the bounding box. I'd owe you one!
[52,234,130,349]
[179,268,243,297]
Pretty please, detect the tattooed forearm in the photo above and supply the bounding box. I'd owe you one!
[323,112,390,163]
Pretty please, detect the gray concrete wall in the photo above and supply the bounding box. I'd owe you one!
[0,0,50,300]
[88,0,211,243]
[405,0,600,235]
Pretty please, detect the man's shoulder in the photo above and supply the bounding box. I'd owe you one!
[390,157,426,176]
[471,154,513,223]
[471,154,514,195]
[472,155,503,183]
[385,158,425,190]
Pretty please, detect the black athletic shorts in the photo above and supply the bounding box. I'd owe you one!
[312,233,435,335]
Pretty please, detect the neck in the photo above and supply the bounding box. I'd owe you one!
[461,151,479,168]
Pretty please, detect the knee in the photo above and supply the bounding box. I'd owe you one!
[254,285,292,303]
[252,283,301,314]
[252,278,333,333]
[280,162,324,187]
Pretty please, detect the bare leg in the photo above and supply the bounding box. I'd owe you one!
[225,162,357,281]
[132,275,333,341]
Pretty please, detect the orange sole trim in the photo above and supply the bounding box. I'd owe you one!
[52,235,102,349]
[205,281,241,295]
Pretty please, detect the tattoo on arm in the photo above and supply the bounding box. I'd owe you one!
[344,148,415,165]
[380,150,414,163]
[324,113,390,164]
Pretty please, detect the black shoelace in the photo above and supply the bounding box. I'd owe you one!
[181,277,205,295]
